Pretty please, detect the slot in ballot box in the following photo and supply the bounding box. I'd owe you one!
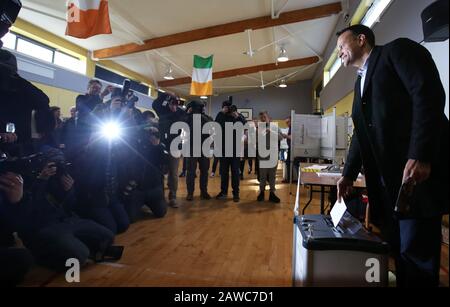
[292,214,389,287]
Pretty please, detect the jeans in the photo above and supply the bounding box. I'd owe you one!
[219,157,240,196]
[22,217,114,272]
[81,196,130,234]
[167,156,180,200]
[124,187,167,222]
[186,157,210,195]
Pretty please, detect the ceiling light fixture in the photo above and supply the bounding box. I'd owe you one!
[200,95,208,99]
[279,79,287,88]
[163,64,175,80]
[277,47,289,62]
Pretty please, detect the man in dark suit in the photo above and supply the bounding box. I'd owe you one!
[336,25,448,287]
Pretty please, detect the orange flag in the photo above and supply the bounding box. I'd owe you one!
[66,0,112,39]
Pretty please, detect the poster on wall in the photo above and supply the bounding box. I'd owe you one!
[238,108,253,121]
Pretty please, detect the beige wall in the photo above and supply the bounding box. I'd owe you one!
[32,82,79,118]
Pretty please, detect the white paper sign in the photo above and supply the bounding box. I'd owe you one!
[330,199,347,227]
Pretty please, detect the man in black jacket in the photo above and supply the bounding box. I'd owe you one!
[336,25,449,287]
[0,0,54,156]
[152,92,186,208]
[215,101,246,202]
[184,100,213,201]
[75,79,113,122]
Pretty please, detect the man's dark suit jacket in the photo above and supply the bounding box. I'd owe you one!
[343,38,449,223]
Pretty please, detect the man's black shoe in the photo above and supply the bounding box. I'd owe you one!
[97,245,124,262]
[201,193,212,200]
[257,192,264,202]
[269,192,281,203]
[216,192,227,200]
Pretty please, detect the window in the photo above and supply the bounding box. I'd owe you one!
[54,51,85,74]
[95,65,150,96]
[2,32,16,50]
[323,0,393,86]
[16,37,54,63]
[361,0,393,28]
[328,57,342,81]
[4,31,86,74]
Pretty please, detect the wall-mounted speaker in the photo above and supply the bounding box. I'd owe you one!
[421,0,449,42]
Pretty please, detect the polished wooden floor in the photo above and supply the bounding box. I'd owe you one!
[21,164,449,287]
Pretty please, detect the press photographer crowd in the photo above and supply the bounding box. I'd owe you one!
[0,1,291,285]
[1,75,289,287]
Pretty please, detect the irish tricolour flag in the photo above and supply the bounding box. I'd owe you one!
[190,55,213,96]
[66,0,112,39]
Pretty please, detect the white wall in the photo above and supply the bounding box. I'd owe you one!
[424,39,449,119]
[319,0,447,111]
[210,80,313,120]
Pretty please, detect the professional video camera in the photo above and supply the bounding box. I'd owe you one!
[0,152,46,177]
[121,79,139,109]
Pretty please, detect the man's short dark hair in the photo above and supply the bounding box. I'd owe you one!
[87,79,102,88]
[337,24,376,47]
[222,100,232,108]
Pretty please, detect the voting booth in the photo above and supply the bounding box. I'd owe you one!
[286,108,349,183]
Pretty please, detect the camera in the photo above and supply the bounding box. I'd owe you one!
[121,79,139,109]
[0,153,46,177]
[40,147,72,177]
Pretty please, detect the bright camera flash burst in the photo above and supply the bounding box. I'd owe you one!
[101,121,122,140]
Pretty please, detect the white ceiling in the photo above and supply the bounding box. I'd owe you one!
[18,0,342,97]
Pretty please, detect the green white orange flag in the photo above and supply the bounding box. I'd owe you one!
[66,0,112,39]
[190,55,213,96]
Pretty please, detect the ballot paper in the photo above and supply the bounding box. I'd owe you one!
[330,199,347,227]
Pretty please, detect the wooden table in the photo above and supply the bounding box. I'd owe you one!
[300,169,366,215]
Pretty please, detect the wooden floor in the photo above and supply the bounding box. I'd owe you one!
[21,164,449,287]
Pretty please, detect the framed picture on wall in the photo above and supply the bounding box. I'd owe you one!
[238,108,253,120]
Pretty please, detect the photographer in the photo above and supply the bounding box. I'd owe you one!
[125,127,168,222]
[152,92,186,208]
[1,0,54,154]
[75,90,130,235]
[215,100,246,202]
[76,79,113,123]
[0,48,54,155]
[184,100,213,201]
[21,159,118,272]
[0,171,34,286]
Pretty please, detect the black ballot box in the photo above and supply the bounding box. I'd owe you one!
[292,214,389,287]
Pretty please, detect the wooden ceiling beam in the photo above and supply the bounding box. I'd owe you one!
[93,2,341,59]
[157,56,320,87]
